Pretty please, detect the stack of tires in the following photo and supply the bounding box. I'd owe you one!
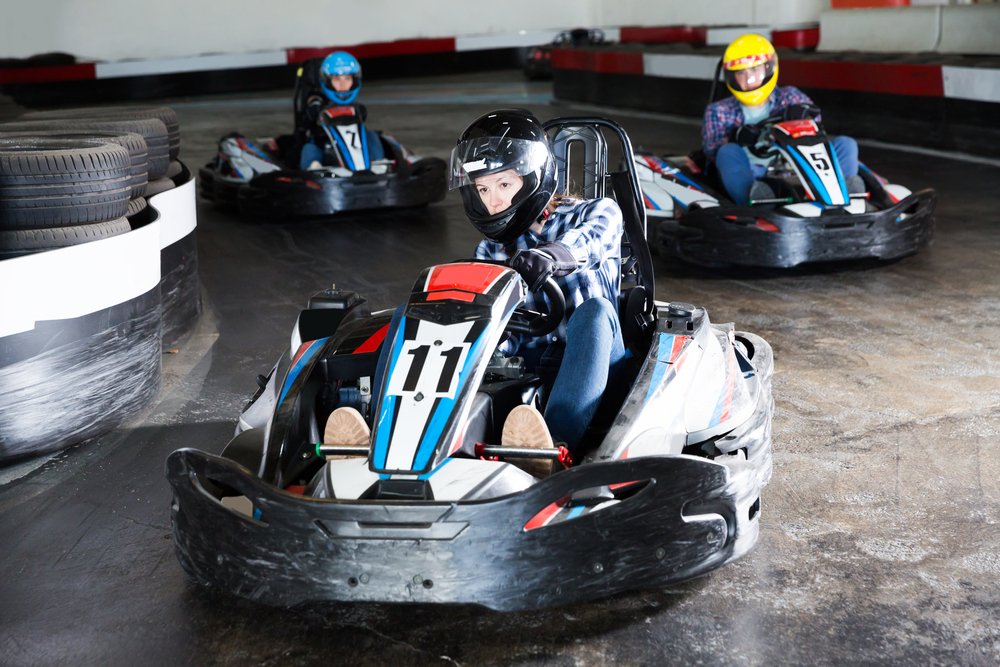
[0,105,198,463]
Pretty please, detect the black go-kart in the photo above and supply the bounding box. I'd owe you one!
[167,118,774,611]
[198,58,447,217]
[637,105,937,269]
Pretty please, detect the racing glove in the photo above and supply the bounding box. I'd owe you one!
[781,103,820,121]
[728,124,762,147]
[508,243,577,292]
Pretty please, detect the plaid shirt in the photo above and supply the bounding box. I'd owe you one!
[475,197,623,353]
[702,86,817,161]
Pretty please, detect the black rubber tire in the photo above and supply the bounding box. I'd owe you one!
[0,138,132,228]
[165,159,183,180]
[145,176,176,197]
[0,216,130,258]
[20,105,180,160]
[126,196,147,218]
[0,118,169,179]
[0,129,148,199]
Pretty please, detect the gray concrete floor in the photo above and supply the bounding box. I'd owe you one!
[2,71,1000,666]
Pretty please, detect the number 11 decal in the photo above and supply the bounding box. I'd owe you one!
[388,341,471,399]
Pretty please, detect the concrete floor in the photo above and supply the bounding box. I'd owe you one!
[2,71,1000,666]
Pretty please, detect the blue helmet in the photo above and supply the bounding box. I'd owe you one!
[319,51,362,105]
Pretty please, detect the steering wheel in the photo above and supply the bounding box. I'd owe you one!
[504,277,565,339]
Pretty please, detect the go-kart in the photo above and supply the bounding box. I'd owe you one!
[198,58,447,217]
[638,109,937,268]
[167,118,774,611]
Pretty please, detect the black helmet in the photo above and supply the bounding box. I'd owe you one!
[448,109,556,245]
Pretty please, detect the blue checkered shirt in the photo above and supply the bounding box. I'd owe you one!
[702,86,818,161]
[475,197,623,353]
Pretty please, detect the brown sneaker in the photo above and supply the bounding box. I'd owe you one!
[323,407,370,459]
[502,405,556,478]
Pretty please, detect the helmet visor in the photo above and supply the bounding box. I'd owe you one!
[723,55,776,93]
[448,136,550,191]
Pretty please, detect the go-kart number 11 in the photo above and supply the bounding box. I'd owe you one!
[387,341,471,400]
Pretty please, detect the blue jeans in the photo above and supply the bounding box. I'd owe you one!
[716,135,859,205]
[299,129,386,170]
[372,297,626,454]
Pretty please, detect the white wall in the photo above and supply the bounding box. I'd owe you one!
[1,0,826,62]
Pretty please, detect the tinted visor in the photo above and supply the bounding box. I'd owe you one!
[448,137,550,191]
[723,56,776,93]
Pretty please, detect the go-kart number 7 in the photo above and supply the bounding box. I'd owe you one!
[387,341,471,399]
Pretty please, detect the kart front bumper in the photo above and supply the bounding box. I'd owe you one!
[235,158,447,217]
[658,189,937,268]
[166,448,763,611]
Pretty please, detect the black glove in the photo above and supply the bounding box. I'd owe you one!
[781,103,820,121]
[508,243,577,292]
[305,96,324,123]
[728,124,762,147]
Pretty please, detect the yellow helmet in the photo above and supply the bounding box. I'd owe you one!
[722,34,778,107]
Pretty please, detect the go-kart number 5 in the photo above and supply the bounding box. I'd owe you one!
[387,341,471,400]
[808,151,831,172]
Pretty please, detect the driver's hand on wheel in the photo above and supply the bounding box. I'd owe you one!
[728,124,762,147]
[782,103,820,121]
[508,243,577,292]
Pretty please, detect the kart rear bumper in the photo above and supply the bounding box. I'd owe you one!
[198,158,447,217]
[167,448,763,611]
[658,189,937,268]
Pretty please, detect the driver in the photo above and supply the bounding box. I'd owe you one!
[703,33,861,205]
[299,51,385,170]
[324,109,627,474]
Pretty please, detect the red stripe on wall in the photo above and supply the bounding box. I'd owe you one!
[780,59,944,97]
[619,26,707,44]
[287,38,457,64]
[551,49,644,75]
[771,27,820,50]
[0,63,96,84]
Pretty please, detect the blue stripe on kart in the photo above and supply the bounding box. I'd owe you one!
[567,506,586,520]
[359,126,371,169]
[411,329,490,471]
[278,338,328,407]
[645,333,672,404]
[828,142,849,203]
[331,129,356,171]
[372,323,407,469]
[786,144,832,204]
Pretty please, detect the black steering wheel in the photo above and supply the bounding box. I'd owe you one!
[504,277,566,339]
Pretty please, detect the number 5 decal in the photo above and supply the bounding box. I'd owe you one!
[387,341,471,399]
[808,151,831,172]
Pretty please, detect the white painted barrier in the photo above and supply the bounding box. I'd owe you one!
[939,5,1000,56]
[818,7,942,53]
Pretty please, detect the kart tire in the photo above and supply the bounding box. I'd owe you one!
[0,138,132,228]
[165,159,183,180]
[20,105,180,160]
[0,118,170,180]
[0,129,148,199]
[0,216,130,259]
[145,176,175,197]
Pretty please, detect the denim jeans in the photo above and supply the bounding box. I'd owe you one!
[299,129,386,170]
[372,297,626,454]
[716,135,859,205]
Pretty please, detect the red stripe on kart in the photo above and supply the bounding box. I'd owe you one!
[353,324,390,354]
[291,338,320,366]
[551,49,644,75]
[669,336,687,364]
[427,289,477,302]
[0,63,96,84]
[524,496,571,531]
[425,263,508,294]
[780,59,945,97]
[287,38,457,64]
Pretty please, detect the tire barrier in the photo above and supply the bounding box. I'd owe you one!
[0,118,170,179]
[0,105,199,462]
[20,105,180,160]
